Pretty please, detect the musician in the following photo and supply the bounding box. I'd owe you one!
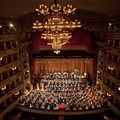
[74,69,81,80]
[70,72,75,80]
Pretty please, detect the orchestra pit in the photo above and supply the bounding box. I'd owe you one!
[0,0,120,120]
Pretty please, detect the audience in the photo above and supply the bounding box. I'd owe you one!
[18,85,108,111]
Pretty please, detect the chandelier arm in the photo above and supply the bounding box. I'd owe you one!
[54,0,58,5]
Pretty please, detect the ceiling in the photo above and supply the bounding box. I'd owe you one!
[0,0,120,19]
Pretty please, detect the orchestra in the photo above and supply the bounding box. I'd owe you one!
[18,69,108,112]
[44,70,84,81]
[18,85,108,110]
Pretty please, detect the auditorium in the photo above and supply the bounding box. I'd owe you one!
[0,0,120,120]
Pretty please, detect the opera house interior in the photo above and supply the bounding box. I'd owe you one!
[0,0,120,120]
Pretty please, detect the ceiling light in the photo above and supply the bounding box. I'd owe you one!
[33,0,81,53]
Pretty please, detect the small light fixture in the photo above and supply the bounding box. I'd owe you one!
[0,57,3,61]
[54,50,60,54]
[9,23,14,27]
[118,87,120,91]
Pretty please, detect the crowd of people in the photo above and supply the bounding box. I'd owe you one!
[34,69,87,81]
[45,71,81,80]
[33,69,92,90]
[46,81,87,92]
[18,85,108,111]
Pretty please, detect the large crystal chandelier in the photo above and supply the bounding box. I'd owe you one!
[33,0,81,53]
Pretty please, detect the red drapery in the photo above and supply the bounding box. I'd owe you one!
[30,28,96,51]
